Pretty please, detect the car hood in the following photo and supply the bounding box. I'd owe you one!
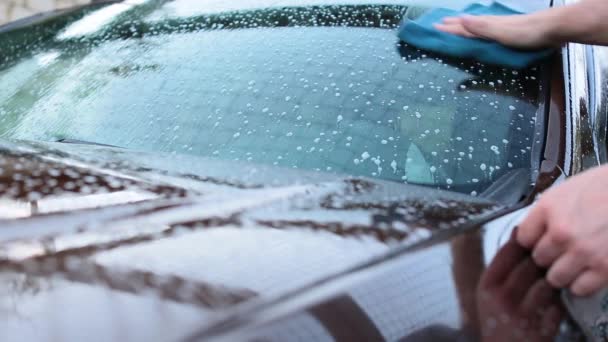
[0,139,504,340]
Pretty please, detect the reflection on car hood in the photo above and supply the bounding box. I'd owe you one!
[0,140,503,340]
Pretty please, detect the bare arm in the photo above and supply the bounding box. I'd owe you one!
[435,0,608,49]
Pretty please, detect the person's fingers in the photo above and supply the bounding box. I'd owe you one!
[460,15,512,42]
[516,203,548,249]
[546,251,587,288]
[503,257,542,302]
[481,238,528,288]
[433,23,477,38]
[540,305,563,338]
[532,232,567,267]
[520,279,558,315]
[441,17,463,25]
[571,270,607,296]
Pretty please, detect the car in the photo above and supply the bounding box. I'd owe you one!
[0,0,604,340]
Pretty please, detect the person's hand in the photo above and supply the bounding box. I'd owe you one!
[476,231,562,341]
[433,13,559,49]
[518,165,608,296]
[434,0,608,49]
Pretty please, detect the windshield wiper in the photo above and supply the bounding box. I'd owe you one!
[480,168,531,205]
[56,138,123,149]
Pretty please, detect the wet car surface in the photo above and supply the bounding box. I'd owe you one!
[0,139,503,341]
[0,0,606,341]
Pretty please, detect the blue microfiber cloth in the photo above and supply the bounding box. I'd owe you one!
[397,2,554,69]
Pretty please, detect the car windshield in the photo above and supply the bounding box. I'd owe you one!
[0,0,544,196]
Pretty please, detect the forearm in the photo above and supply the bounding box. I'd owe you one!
[546,0,608,46]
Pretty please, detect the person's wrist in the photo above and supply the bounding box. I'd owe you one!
[542,6,570,46]
[548,1,605,46]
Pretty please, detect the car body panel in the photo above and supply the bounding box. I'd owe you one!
[0,139,502,341]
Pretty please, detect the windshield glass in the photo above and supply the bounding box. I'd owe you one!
[0,1,544,196]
